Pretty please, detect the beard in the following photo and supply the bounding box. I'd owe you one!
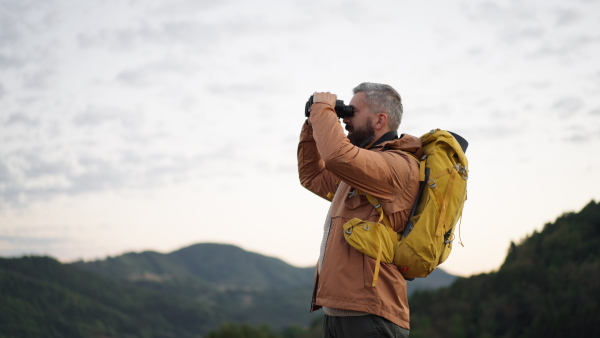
[346,117,375,148]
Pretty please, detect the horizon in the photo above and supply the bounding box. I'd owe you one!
[6,199,596,277]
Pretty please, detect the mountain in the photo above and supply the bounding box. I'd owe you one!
[72,243,456,325]
[407,267,458,294]
[71,243,318,332]
[72,243,314,291]
[72,242,456,299]
[408,200,600,338]
[1,242,457,336]
[0,256,218,337]
[0,246,317,337]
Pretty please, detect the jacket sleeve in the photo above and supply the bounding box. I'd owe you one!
[297,119,340,200]
[307,102,413,202]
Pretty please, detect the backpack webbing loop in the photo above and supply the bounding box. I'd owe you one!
[436,168,457,236]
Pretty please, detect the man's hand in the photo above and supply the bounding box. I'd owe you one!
[313,92,337,107]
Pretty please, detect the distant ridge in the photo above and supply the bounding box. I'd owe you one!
[4,201,598,337]
[409,200,600,337]
[0,255,218,336]
[70,243,321,331]
[72,242,456,294]
[168,243,315,289]
[1,242,458,336]
[73,242,314,290]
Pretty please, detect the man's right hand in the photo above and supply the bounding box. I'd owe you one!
[312,92,337,107]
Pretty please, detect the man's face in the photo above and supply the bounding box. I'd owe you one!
[344,92,375,148]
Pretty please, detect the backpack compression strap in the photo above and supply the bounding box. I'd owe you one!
[428,167,458,236]
[353,190,396,287]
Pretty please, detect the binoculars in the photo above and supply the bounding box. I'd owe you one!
[304,95,354,118]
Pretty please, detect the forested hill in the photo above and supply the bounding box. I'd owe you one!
[1,242,456,336]
[0,244,319,337]
[408,200,600,338]
[71,242,455,295]
[0,255,219,337]
[72,243,315,290]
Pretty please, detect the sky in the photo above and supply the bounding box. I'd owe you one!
[1,0,599,277]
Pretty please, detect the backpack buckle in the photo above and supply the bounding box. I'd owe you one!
[428,179,437,189]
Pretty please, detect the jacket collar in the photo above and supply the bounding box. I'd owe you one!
[366,131,398,149]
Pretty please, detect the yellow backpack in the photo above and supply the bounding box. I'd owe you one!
[343,129,469,285]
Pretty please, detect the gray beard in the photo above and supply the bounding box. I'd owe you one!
[347,124,375,148]
[349,133,375,148]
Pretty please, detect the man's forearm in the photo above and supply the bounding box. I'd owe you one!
[298,120,337,200]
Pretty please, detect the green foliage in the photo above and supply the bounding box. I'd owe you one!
[206,317,323,338]
[69,242,454,331]
[0,256,217,337]
[0,242,455,336]
[280,317,323,338]
[70,243,321,330]
[409,200,600,338]
[206,323,279,338]
[71,243,320,331]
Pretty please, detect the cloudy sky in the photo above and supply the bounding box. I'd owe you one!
[1,0,599,277]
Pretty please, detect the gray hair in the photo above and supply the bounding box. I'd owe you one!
[353,82,403,130]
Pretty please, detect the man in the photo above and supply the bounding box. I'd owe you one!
[297,82,423,337]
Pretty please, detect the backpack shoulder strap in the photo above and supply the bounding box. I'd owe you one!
[358,149,422,233]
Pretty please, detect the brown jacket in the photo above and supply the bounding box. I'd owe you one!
[297,102,422,329]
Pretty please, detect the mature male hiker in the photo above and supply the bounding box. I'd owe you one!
[298,82,420,337]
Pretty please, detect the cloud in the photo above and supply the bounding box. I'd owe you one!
[206,82,274,98]
[554,7,581,26]
[0,153,129,207]
[0,1,28,46]
[0,162,9,184]
[459,1,600,64]
[0,54,26,69]
[4,113,38,126]
[72,105,137,128]
[552,97,584,117]
[0,150,73,206]
[472,123,525,140]
[563,134,590,143]
[0,1,57,71]
[562,120,600,143]
[2,0,600,214]
[77,17,218,52]
[0,138,249,208]
[116,58,196,87]
[22,64,56,90]
[0,236,67,245]
[534,34,600,59]
[0,235,71,259]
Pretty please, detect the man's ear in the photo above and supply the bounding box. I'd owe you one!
[374,113,388,130]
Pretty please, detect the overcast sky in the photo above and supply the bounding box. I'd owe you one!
[1,0,599,277]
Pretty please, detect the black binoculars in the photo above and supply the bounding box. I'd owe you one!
[304,95,354,118]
